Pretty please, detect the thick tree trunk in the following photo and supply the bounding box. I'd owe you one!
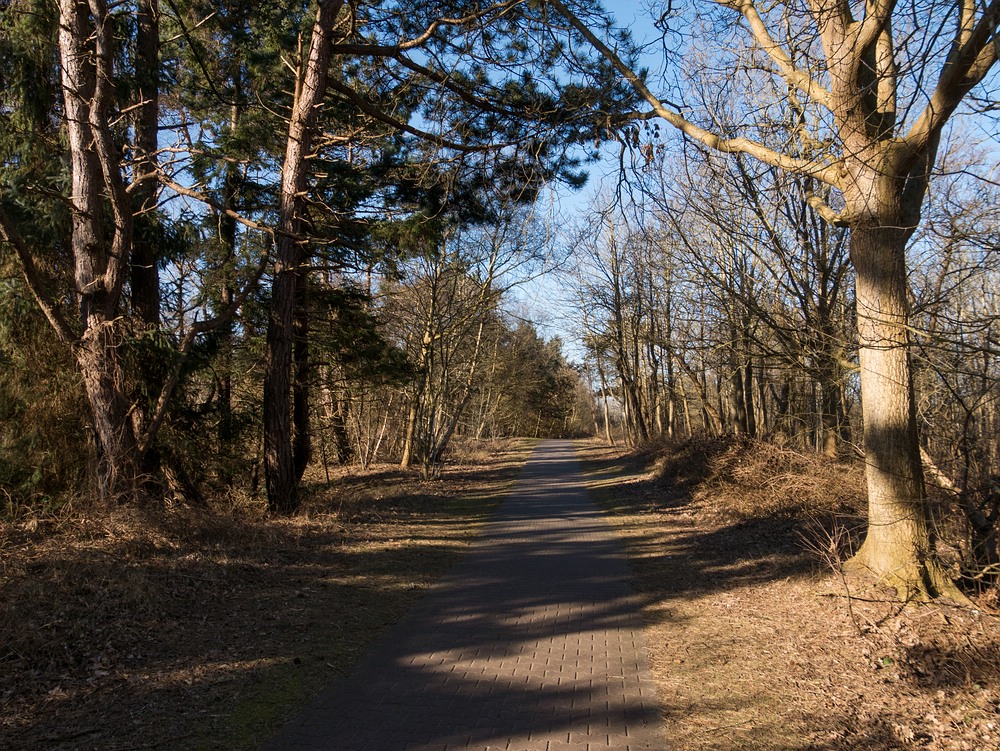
[292,273,311,480]
[131,0,161,328]
[59,0,140,500]
[264,261,299,512]
[330,396,354,464]
[75,326,141,500]
[263,0,342,514]
[847,222,957,597]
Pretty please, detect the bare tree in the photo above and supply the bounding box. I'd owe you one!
[550,0,999,598]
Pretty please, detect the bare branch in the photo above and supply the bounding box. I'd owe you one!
[0,206,77,344]
[547,0,843,186]
[157,176,280,238]
[735,0,833,109]
[905,1,1000,154]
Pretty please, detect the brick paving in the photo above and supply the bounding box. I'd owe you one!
[261,440,667,751]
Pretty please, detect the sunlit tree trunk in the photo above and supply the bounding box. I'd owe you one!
[848,218,950,594]
[839,142,956,596]
[264,0,343,514]
[59,0,140,500]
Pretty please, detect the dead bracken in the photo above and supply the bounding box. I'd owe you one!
[580,438,1000,751]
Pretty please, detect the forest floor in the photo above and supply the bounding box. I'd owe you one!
[3,437,999,751]
[578,437,1000,751]
[0,439,532,751]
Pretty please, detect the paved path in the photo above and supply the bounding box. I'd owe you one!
[261,440,666,751]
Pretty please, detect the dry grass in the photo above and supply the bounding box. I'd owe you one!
[654,434,866,519]
[0,438,531,751]
[579,437,1000,751]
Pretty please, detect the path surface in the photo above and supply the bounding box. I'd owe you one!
[261,440,666,751]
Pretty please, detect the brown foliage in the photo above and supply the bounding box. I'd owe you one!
[580,440,1000,751]
[654,434,867,519]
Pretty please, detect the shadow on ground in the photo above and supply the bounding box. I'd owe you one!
[577,441,1000,751]
[0,450,526,751]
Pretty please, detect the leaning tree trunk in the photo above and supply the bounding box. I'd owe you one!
[263,0,343,514]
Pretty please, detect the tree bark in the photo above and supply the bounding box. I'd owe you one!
[847,218,956,597]
[401,326,433,468]
[59,0,140,500]
[292,272,311,481]
[264,0,343,514]
[131,0,161,328]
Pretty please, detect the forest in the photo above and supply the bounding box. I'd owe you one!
[3,1,1000,748]
[2,0,1000,660]
[1,0,611,509]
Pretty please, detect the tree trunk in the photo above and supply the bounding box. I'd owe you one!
[216,106,242,483]
[75,327,141,500]
[292,272,311,480]
[743,360,756,438]
[264,260,299,512]
[847,222,957,598]
[59,0,140,501]
[817,362,845,458]
[431,320,486,465]
[131,0,161,329]
[331,395,353,464]
[263,0,343,514]
[401,328,433,467]
[730,360,749,436]
[599,373,614,445]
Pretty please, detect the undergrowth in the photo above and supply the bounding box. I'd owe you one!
[653,434,866,519]
[647,434,999,601]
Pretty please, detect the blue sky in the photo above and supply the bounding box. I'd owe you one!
[511,1,656,360]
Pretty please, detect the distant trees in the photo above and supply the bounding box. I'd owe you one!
[574,148,855,454]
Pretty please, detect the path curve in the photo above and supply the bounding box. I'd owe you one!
[261,440,667,751]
